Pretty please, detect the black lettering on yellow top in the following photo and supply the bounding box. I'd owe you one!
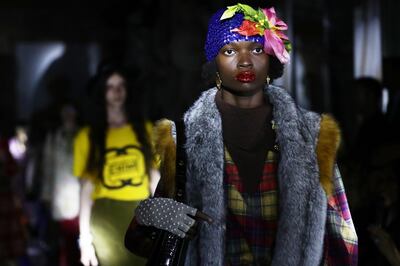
[101,145,146,189]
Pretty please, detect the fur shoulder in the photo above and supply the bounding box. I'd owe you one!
[154,119,175,151]
[153,119,176,198]
[316,114,341,197]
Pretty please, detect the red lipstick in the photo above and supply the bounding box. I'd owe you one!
[235,71,256,83]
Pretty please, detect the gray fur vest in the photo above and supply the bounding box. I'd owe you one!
[183,86,327,266]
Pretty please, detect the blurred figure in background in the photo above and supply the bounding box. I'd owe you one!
[366,166,400,266]
[342,77,388,216]
[0,125,27,266]
[22,77,75,266]
[73,64,157,266]
[344,77,400,265]
[351,77,388,166]
[41,103,81,266]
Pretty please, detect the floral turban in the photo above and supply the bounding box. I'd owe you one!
[204,3,291,64]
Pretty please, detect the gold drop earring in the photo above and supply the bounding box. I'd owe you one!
[216,72,222,90]
[266,76,271,85]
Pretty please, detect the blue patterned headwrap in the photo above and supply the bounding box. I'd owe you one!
[204,9,265,61]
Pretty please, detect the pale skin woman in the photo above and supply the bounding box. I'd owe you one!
[79,73,160,266]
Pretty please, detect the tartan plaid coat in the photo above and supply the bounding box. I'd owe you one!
[153,86,358,266]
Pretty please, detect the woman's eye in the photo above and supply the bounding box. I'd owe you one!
[253,47,264,54]
[223,49,235,56]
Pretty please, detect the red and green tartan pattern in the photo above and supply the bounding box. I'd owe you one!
[224,150,358,265]
[225,149,278,265]
[323,167,358,266]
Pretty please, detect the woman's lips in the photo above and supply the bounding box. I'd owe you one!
[235,71,256,82]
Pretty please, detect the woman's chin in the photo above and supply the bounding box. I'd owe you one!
[222,85,263,97]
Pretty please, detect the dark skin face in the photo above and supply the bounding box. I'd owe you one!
[216,41,270,108]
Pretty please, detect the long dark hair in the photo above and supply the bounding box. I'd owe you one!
[86,64,152,180]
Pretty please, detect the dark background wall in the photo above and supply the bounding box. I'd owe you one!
[0,0,399,141]
[1,2,399,265]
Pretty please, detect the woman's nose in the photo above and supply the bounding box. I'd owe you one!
[115,85,124,93]
[237,52,253,68]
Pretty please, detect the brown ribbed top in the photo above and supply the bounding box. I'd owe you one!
[215,91,276,193]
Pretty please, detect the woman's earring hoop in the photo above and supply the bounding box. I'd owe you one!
[266,76,271,85]
[216,72,222,90]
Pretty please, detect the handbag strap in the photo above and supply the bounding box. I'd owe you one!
[174,120,187,203]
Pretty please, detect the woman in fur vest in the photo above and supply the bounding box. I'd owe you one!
[126,3,358,265]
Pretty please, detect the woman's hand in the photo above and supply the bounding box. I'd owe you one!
[78,234,98,266]
[79,179,97,265]
[135,197,212,238]
[79,243,98,266]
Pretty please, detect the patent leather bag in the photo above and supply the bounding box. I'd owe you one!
[125,120,189,266]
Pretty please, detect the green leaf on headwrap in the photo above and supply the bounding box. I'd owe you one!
[243,15,256,22]
[284,41,292,52]
[256,9,269,29]
[220,5,239,20]
[237,3,257,17]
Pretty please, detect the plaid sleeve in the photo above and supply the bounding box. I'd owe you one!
[323,165,358,266]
